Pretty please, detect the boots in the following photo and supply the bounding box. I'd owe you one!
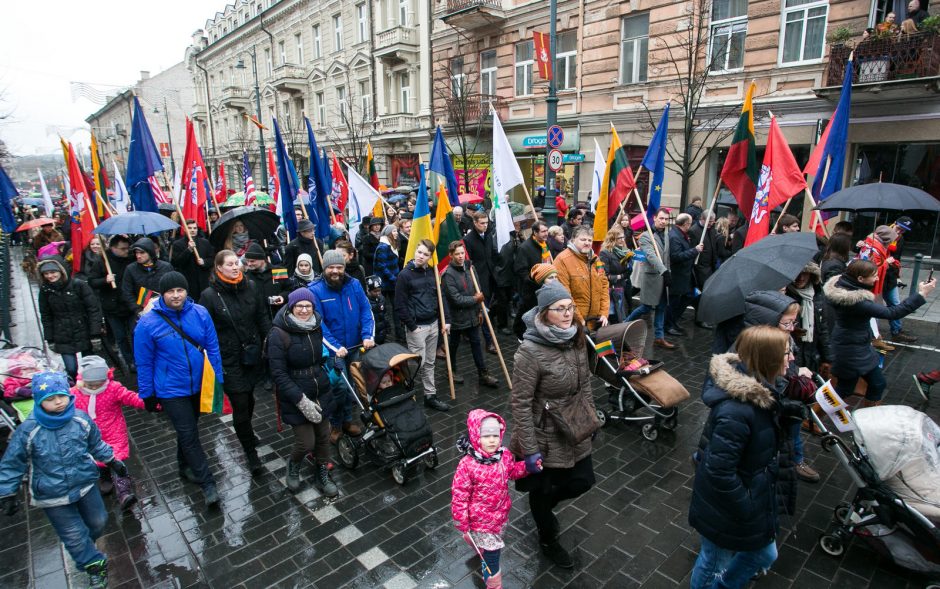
[314,462,338,498]
[330,425,343,444]
[245,449,264,478]
[97,466,113,496]
[478,369,499,389]
[202,482,220,507]
[484,571,503,589]
[113,475,137,510]
[85,559,108,589]
[450,369,465,385]
[286,458,302,493]
[872,337,895,352]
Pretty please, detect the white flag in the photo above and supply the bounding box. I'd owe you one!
[111,161,130,213]
[492,110,525,250]
[346,166,381,238]
[590,138,605,213]
[37,169,54,217]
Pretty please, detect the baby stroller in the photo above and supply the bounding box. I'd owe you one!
[335,343,439,485]
[813,403,940,584]
[586,320,690,441]
[0,341,65,456]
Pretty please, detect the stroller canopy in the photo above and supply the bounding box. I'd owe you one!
[358,343,421,399]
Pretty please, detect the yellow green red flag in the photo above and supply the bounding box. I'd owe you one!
[199,352,224,414]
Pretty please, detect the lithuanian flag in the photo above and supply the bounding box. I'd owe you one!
[137,287,157,307]
[90,133,111,220]
[720,82,759,214]
[199,351,224,414]
[432,180,463,271]
[272,267,288,281]
[365,142,383,219]
[594,340,615,358]
[593,126,635,248]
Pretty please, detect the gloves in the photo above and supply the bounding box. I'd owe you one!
[0,495,18,517]
[524,453,544,474]
[297,396,323,424]
[143,396,159,413]
[662,270,672,288]
[109,459,128,478]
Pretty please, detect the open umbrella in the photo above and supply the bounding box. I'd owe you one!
[157,203,177,217]
[209,206,281,250]
[222,191,274,207]
[697,232,819,325]
[18,198,46,206]
[458,191,483,205]
[93,211,179,235]
[815,183,940,213]
[15,217,56,232]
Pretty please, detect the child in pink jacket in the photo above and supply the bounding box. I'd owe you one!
[451,409,529,588]
[71,356,145,510]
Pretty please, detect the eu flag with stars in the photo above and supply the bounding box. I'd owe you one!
[640,103,670,218]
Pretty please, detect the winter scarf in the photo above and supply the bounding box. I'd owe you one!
[285,311,319,332]
[79,382,108,419]
[792,283,815,342]
[536,238,551,262]
[215,269,244,285]
[533,312,578,344]
[33,396,76,429]
[456,435,503,465]
[566,242,605,272]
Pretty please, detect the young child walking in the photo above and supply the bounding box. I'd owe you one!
[0,372,124,589]
[71,355,145,510]
[452,409,529,588]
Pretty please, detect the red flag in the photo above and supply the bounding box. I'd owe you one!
[744,117,807,247]
[330,153,348,217]
[216,161,227,201]
[178,118,209,231]
[65,143,95,274]
[533,32,552,81]
[267,148,279,213]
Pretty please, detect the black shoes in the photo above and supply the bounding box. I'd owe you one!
[245,450,264,478]
[451,371,465,384]
[424,396,451,412]
[540,539,574,569]
[202,483,220,507]
[179,466,200,484]
[666,327,685,337]
[478,370,499,389]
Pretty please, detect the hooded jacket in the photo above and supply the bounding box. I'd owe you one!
[451,410,528,534]
[122,237,174,310]
[133,297,224,399]
[554,245,610,321]
[744,290,794,328]
[86,248,135,317]
[309,274,375,353]
[784,262,830,371]
[823,274,925,379]
[267,307,335,426]
[71,369,145,461]
[38,256,102,354]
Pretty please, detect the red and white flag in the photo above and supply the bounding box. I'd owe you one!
[533,31,552,81]
[267,148,280,213]
[178,118,210,231]
[330,152,348,218]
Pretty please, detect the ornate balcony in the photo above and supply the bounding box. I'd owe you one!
[825,32,940,88]
[271,64,307,94]
[220,86,250,111]
[376,114,430,133]
[441,0,506,31]
[441,93,507,125]
[375,26,419,65]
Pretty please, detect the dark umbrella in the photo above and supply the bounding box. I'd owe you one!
[209,206,281,250]
[697,232,819,325]
[93,211,179,235]
[815,183,940,213]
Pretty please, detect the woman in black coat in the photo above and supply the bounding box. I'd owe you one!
[199,250,271,475]
[37,256,102,379]
[599,227,633,323]
[823,259,934,406]
[689,326,797,588]
[267,289,337,497]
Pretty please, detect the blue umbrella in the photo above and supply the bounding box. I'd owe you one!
[93,211,179,235]
[19,198,45,206]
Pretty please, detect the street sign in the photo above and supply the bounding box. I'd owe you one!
[548,149,564,172]
[547,125,564,149]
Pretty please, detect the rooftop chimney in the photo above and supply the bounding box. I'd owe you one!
[140,70,150,81]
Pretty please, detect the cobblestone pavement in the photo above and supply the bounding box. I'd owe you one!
[2,265,939,588]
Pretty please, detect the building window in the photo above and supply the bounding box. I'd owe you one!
[264,48,272,76]
[709,0,747,72]
[279,40,286,65]
[316,92,326,127]
[359,80,371,120]
[312,25,322,59]
[557,31,577,91]
[255,2,261,16]
[480,50,497,95]
[399,0,409,25]
[333,14,344,51]
[357,4,368,43]
[451,57,465,97]
[620,13,649,84]
[399,72,411,114]
[296,33,304,63]
[780,0,828,65]
[514,40,534,97]
[337,85,348,122]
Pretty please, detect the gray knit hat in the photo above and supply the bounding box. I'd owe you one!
[322,249,346,268]
[79,356,109,383]
[536,281,572,309]
[381,225,397,237]
[874,225,898,245]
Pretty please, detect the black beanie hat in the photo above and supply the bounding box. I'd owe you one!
[159,271,189,293]
[244,242,266,260]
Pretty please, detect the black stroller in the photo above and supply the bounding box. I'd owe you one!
[335,343,439,485]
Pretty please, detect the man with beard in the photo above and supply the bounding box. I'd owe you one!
[170,219,216,296]
[309,249,375,442]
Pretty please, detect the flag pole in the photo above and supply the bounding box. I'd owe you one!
[694,179,724,264]
[633,182,664,263]
[80,191,117,290]
[470,265,512,388]
[433,259,456,400]
[807,158,833,238]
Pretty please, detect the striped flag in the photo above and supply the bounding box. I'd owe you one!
[243,151,256,205]
[148,176,171,204]
[136,287,157,307]
[594,340,615,358]
[199,352,224,414]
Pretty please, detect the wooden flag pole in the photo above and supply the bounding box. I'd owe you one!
[172,199,203,266]
[769,197,794,236]
[469,265,512,388]
[695,180,724,265]
[433,262,457,400]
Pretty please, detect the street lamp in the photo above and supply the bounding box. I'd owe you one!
[153,96,176,177]
[236,47,268,189]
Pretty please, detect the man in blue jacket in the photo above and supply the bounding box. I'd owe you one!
[134,271,224,506]
[309,249,375,442]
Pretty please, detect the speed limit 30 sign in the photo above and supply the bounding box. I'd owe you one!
[548,149,564,172]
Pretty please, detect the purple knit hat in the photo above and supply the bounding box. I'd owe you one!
[287,288,315,310]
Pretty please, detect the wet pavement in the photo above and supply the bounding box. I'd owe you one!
[2,259,940,588]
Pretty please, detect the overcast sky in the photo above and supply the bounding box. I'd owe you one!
[0,0,222,156]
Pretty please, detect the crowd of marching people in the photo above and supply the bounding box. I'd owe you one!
[0,193,937,589]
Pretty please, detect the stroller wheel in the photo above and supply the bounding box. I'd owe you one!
[392,462,409,485]
[596,409,608,427]
[337,436,359,469]
[818,533,845,557]
[833,503,853,523]
[641,423,659,441]
[424,449,439,470]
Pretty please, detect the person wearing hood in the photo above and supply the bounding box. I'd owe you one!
[626,208,674,349]
[0,372,120,589]
[510,282,600,569]
[38,256,103,379]
[86,235,137,371]
[199,250,272,476]
[267,289,338,497]
[374,224,403,341]
[170,219,216,296]
[442,241,499,389]
[134,272,224,507]
[784,262,831,376]
[554,225,610,330]
[824,259,934,407]
[689,326,798,588]
[243,242,291,320]
[121,237,174,315]
[287,253,318,290]
[283,218,325,276]
[452,409,529,588]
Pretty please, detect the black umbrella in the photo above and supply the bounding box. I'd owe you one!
[697,232,819,325]
[209,206,281,250]
[815,183,940,213]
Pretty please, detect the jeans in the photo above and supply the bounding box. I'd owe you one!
[43,487,108,568]
[105,315,134,363]
[884,286,902,334]
[482,548,501,580]
[61,353,78,380]
[834,366,887,402]
[329,347,361,427]
[160,394,214,485]
[626,299,667,339]
[690,536,778,589]
[384,292,404,342]
[406,322,438,397]
[449,326,486,371]
[791,421,804,464]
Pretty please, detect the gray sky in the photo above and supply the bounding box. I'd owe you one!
[0,0,222,156]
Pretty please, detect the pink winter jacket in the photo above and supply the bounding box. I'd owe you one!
[71,369,145,461]
[451,409,528,535]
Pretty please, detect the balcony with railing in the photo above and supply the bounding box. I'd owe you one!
[271,64,307,94]
[440,93,507,125]
[220,86,250,111]
[825,31,940,88]
[375,26,419,64]
[376,114,431,133]
[441,0,506,31]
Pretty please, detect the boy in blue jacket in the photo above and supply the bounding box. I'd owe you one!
[0,372,125,589]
